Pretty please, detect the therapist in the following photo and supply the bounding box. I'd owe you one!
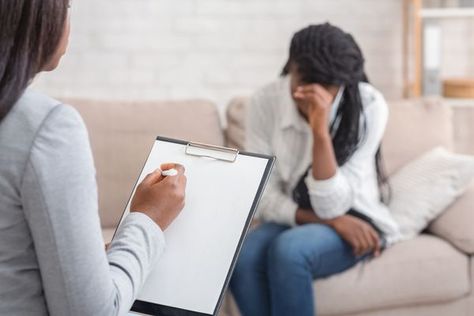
[0,1,187,315]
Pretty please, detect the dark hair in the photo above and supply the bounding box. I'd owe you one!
[282,23,390,202]
[0,0,69,122]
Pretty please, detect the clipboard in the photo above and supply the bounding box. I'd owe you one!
[113,136,275,316]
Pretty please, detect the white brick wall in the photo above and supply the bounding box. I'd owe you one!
[440,18,474,78]
[32,0,474,112]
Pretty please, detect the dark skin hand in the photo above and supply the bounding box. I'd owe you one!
[130,163,187,230]
[293,83,338,180]
[105,163,187,251]
[295,209,381,257]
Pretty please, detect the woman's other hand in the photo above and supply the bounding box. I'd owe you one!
[327,215,381,257]
[130,163,187,230]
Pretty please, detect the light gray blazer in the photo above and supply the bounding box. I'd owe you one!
[0,89,165,316]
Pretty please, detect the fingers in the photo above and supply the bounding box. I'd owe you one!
[157,163,185,183]
[293,89,307,99]
[293,91,318,102]
[350,238,362,257]
[361,225,381,257]
[369,228,381,257]
[294,90,331,111]
[159,163,187,192]
[141,163,186,187]
[335,215,382,258]
[296,84,326,94]
[294,84,333,103]
[357,226,381,257]
[293,88,317,100]
[161,163,185,175]
[179,173,187,187]
[354,232,368,257]
[361,227,375,257]
[141,169,163,185]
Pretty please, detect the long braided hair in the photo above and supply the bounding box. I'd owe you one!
[282,23,390,202]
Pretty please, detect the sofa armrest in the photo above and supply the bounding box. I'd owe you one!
[428,181,474,254]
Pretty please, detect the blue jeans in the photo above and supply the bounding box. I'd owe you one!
[230,223,365,316]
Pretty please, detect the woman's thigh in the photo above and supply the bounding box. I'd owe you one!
[234,222,289,271]
[269,223,361,279]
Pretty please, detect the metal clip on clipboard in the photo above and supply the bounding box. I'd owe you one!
[185,141,239,162]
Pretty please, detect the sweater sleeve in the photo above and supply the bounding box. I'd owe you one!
[305,93,389,219]
[246,94,298,226]
[20,104,164,316]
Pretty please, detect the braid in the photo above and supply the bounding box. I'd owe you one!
[282,23,390,202]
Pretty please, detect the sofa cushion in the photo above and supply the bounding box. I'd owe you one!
[225,97,249,150]
[429,181,474,254]
[315,235,470,315]
[65,98,224,228]
[383,98,453,175]
[327,299,470,316]
[388,147,474,241]
[453,105,474,156]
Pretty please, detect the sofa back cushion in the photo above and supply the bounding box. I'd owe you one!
[453,106,474,156]
[382,99,453,174]
[225,97,249,150]
[66,99,223,228]
[225,97,454,176]
[429,181,474,254]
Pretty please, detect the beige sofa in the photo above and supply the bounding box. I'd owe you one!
[69,97,474,316]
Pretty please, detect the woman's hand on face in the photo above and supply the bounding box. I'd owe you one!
[327,215,381,257]
[130,163,187,231]
[293,84,334,134]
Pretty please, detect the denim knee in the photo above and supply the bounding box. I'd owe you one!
[267,229,310,270]
[233,242,268,281]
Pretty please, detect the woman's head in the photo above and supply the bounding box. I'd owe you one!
[283,23,367,118]
[283,23,369,164]
[282,23,389,201]
[283,23,367,89]
[0,0,70,121]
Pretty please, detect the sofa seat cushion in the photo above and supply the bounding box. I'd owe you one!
[315,235,470,315]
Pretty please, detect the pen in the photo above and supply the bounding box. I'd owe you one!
[161,168,178,177]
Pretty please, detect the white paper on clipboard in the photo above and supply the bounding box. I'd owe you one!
[115,137,272,315]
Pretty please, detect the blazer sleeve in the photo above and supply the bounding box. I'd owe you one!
[21,104,165,316]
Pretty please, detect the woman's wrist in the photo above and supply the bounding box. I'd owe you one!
[312,126,331,141]
[325,217,339,229]
[295,208,334,226]
[295,208,316,225]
